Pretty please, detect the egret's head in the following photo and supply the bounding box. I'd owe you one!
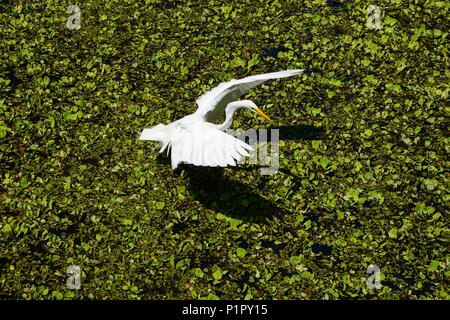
[249,105,275,125]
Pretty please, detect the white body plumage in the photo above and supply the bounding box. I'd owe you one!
[139,69,303,169]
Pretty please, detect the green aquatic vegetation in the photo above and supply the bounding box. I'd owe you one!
[0,0,448,300]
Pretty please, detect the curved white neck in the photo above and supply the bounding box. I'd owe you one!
[216,100,255,131]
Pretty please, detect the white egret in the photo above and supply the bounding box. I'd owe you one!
[139,69,304,169]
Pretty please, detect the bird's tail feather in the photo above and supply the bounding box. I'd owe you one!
[139,124,166,141]
[139,123,173,154]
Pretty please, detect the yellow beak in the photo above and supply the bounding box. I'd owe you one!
[255,108,275,125]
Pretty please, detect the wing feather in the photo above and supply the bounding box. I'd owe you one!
[195,69,304,122]
[169,122,253,169]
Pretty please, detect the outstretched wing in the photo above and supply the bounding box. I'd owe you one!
[168,122,252,169]
[195,69,304,122]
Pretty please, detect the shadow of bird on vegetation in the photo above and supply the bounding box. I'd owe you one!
[232,124,324,144]
[154,124,324,222]
[154,162,284,223]
[274,124,325,141]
